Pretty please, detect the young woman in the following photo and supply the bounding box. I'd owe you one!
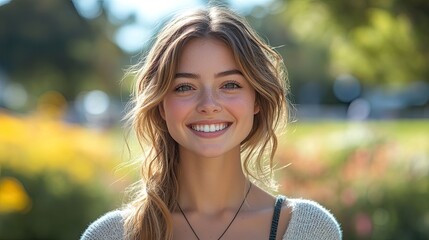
[81,6,341,240]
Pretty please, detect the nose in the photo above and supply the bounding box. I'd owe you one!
[196,90,222,114]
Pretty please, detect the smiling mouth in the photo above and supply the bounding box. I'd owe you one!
[190,123,230,133]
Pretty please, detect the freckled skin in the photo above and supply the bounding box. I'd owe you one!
[160,38,259,159]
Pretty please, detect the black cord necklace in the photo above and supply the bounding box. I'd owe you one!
[176,183,252,240]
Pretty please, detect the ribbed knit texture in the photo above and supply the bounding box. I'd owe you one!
[80,210,124,240]
[81,198,341,240]
[282,199,341,240]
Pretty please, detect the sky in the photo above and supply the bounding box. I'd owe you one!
[0,0,273,52]
[72,0,274,53]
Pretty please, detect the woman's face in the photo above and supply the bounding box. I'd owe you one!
[160,38,259,159]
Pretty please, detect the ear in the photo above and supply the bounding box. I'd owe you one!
[254,102,260,115]
[158,103,166,120]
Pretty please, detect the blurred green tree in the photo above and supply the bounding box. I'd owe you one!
[0,0,125,103]
[274,0,428,87]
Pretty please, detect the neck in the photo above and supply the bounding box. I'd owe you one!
[177,147,249,214]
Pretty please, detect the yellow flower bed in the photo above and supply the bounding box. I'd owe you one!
[0,177,31,213]
[0,111,124,213]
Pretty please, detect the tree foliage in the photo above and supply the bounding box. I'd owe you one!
[276,0,429,86]
[0,0,125,101]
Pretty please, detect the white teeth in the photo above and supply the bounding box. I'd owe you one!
[191,123,228,133]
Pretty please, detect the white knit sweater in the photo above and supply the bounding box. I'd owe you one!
[81,198,341,240]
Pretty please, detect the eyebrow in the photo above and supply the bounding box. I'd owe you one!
[174,69,243,79]
[215,69,243,78]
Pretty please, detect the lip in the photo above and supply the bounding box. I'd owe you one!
[187,121,232,138]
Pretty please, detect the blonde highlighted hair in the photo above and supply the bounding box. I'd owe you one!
[124,6,288,240]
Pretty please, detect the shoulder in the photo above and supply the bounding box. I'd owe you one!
[282,198,342,240]
[80,210,127,240]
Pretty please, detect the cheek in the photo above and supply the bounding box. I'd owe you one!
[226,96,257,129]
[163,97,191,123]
[230,92,256,114]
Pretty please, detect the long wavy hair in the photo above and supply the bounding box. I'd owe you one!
[124,6,288,240]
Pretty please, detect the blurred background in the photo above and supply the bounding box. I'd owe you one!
[0,0,428,239]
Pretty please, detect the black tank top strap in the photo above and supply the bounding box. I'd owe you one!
[269,195,286,240]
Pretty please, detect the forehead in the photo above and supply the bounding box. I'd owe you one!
[177,38,238,72]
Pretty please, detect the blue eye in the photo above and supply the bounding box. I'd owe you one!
[222,81,241,89]
[175,84,194,92]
